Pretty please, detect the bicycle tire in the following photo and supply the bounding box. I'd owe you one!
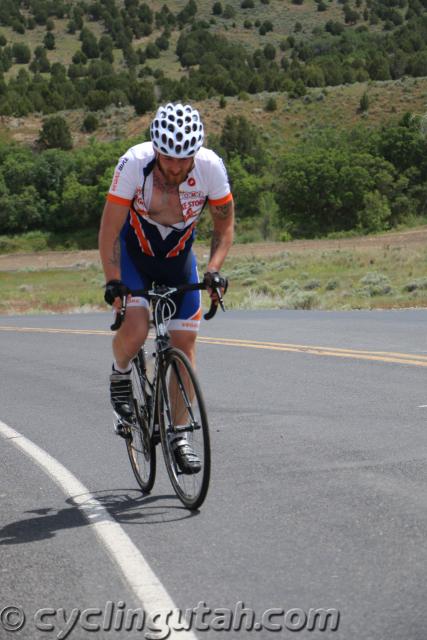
[158,348,210,510]
[126,350,156,493]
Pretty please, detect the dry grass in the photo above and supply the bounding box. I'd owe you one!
[1,235,427,313]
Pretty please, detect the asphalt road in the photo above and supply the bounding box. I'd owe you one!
[0,309,426,640]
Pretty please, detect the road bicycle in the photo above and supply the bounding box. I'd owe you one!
[110,274,227,511]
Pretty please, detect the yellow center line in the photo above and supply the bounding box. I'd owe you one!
[0,325,426,367]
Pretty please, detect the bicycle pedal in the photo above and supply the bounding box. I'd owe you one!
[114,419,132,439]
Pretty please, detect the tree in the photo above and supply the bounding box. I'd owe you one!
[220,115,266,170]
[145,42,160,58]
[38,116,73,150]
[212,2,223,15]
[44,32,55,50]
[223,5,236,18]
[82,113,99,132]
[263,44,276,60]
[359,91,369,112]
[131,81,155,115]
[81,29,99,59]
[276,148,395,236]
[12,43,31,63]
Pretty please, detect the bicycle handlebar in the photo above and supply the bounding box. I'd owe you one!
[109,280,227,332]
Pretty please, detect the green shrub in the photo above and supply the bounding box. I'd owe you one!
[285,291,317,309]
[38,116,73,150]
[325,279,339,291]
[402,278,427,292]
[280,279,300,291]
[304,279,321,290]
[265,97,277,112]
[359,272,392,296]
[82,113,99,133]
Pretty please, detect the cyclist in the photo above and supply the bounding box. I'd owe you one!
[99,102,234,474]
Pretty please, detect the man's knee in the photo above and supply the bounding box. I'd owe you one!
[170,330,197,363]
[113,308,149,358]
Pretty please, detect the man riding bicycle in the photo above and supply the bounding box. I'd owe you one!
[99,102,234,474]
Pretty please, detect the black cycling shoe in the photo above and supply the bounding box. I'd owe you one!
[172,438,201,475]
[110,370,134,422]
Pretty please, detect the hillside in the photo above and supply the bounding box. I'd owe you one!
[1,77,427,151]
[1,0,427,248]
[1,0,427,126]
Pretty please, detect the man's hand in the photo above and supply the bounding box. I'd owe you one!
[204,271,228,306]
[104,280,129,310]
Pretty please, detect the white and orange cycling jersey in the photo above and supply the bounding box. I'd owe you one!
[107,141,232,259]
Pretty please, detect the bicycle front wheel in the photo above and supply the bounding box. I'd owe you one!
[126,351,156,493]
[158,348,210,510]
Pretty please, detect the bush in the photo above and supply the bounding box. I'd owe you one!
[265,97,277,111]
[82,113,99,133]
[263,43,276,60]
[304,279,321,290]
[359,91,369,112]
[12,43,31,63]
[325,279,339,291]
[223,5,236,18]
[285,291,317,309]
[38,116,73,150]
[44,32,55,50]
[402,278,427,292]
[359,272,392,296]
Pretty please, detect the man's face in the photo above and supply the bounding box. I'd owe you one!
[156,153,194,185]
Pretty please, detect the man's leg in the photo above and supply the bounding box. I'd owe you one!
[113,306,150,370]
[110,306,149,423]
[169,329,197,367]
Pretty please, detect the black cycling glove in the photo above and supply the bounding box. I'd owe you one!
[104,279,129,305]
[203,272,228,294]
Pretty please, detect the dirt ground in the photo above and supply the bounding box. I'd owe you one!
[0,225,427,271]
[0,226,426,272]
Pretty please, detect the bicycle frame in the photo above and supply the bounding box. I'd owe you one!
[143,288,197,439]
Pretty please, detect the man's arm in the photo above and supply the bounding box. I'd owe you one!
[98,200,130,282]
[207,198,235,273]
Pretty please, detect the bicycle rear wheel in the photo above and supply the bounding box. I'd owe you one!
[158,348,210,510]
[126,351,156,493]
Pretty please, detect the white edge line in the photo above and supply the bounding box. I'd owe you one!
[0,420,198,640]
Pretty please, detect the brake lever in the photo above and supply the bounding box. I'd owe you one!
[110,294,127,331]
[203,286,226,320]
[216,287,225,312]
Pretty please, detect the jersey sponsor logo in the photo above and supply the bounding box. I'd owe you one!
[187,177,196,186]
[118,157,128,171]
[111,170,120,192]
[182,199,205,209]
[180,190,204,200]
[181,321,199,329]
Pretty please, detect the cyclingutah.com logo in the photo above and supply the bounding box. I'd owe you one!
[0,601,340,639]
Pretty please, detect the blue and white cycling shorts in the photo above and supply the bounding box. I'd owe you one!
[120,240,202,332]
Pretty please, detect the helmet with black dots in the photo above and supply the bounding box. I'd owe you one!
[150,103,204,158]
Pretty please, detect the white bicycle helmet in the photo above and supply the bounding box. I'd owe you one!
[150,103,204,158]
